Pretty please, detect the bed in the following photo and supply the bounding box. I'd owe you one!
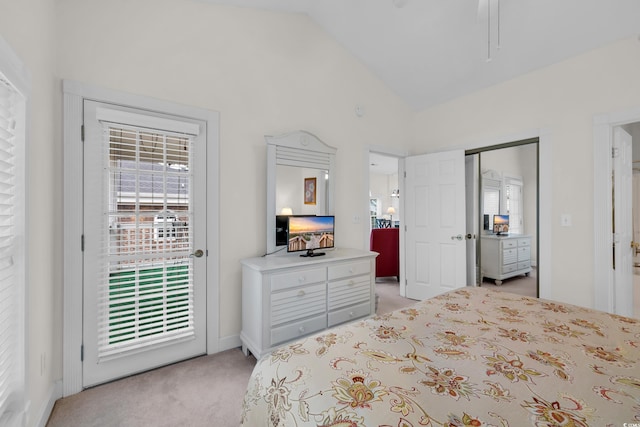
[241,286,640,426]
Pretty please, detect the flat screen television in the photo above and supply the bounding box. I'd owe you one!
[287,215,335,257]
[493,214,509,235]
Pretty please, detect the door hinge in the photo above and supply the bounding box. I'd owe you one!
[404,225,407,232]
[404,171,407,178]
[80,345,84,361]
[206,249,209,257]
[81,234,85,251]
[81,124,85,142]
[612,147,619,158]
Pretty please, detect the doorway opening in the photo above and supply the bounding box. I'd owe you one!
[618,121,640,318]
[368,152,410,312]
[466,138,539,298]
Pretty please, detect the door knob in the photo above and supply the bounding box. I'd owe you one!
[191,249,204,258]
[451,234,464,241]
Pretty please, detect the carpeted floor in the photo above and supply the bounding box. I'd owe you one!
[46,284,415,427]
[47,349,258,427]
[479,267,538,297]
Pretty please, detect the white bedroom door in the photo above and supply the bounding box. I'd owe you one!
[613,126,633,317]
[82,100,207,387]
[405,150,467,300]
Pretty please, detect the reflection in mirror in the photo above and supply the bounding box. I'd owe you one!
[481,170,501,233]
[265,131,336,255]
[276,166,329,216]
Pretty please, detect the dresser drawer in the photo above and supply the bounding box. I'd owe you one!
[502,263,517,274]
[328,260,370,281]
[271,314,326,346]
[502,239,517,249]
[517,238,530,247]
[518,246,530,261]
[328,276,370,310]
[502,248,517,264]
[271,283,326,326]
[328,301,371,327]
[271,267,325,292]
[517,261,530,271]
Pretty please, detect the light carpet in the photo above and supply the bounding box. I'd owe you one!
[44,282,452,426]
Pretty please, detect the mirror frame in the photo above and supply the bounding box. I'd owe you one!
[265,130,336,255]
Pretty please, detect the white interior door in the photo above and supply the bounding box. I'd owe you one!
[613,126,633,317]
[82,100,207,387]
[405,150,466,300]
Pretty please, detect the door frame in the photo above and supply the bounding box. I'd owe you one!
[62,80,220,396]
[593,106,640,314]
[364,129,552,301]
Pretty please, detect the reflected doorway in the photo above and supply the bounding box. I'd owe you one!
[466,140,539,298]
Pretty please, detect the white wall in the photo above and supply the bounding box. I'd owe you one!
[0,0,59,425]
[55,0,413,342]
[410,36,640,309]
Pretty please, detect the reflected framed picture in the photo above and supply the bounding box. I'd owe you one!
[304,177,316,205]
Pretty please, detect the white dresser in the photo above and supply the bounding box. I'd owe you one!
[480,234,531,285]
[240,248,377,359]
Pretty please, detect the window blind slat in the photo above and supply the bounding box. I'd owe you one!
[0,71,22,424]
[96,122,195,360]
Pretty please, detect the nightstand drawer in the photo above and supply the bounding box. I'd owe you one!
[328,301,371,327]
[271,314,326,346]
[328,260,370,281]
[271,268,325,292]
[328,277,370,310]
[271,283,326,325]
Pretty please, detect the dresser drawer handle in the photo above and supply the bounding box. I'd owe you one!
[297,290,306,297]
[349,311,354,317]
[298,276,306,283]
[348,280,355,286]
[348,268,354,274]
[299,326,305,333]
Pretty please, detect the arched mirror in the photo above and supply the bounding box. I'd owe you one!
[266,130,336,255]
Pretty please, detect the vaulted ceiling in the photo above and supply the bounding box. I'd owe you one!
[202,0,640,111]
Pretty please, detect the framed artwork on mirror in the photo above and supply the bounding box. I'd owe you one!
[304,177,316,205]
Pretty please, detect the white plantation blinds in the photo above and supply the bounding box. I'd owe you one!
[95,111,198,360]
[0,74,25,426]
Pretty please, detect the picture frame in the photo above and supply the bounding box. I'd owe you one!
[304,177,316,205]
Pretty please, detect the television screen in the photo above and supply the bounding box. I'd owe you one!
[493,214,509,235]
[287,215,335,257]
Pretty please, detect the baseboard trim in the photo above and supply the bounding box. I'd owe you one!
[34,380,62,427]
[217,334,241,352]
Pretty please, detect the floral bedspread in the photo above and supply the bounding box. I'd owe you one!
[241,287,640,427]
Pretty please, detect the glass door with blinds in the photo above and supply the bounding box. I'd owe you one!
[82,100,207,387]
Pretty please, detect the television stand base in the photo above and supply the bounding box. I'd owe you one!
[300,251,326,258]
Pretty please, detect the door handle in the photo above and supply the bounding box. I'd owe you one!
[451,234,475,241]
[191,249,204,258]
